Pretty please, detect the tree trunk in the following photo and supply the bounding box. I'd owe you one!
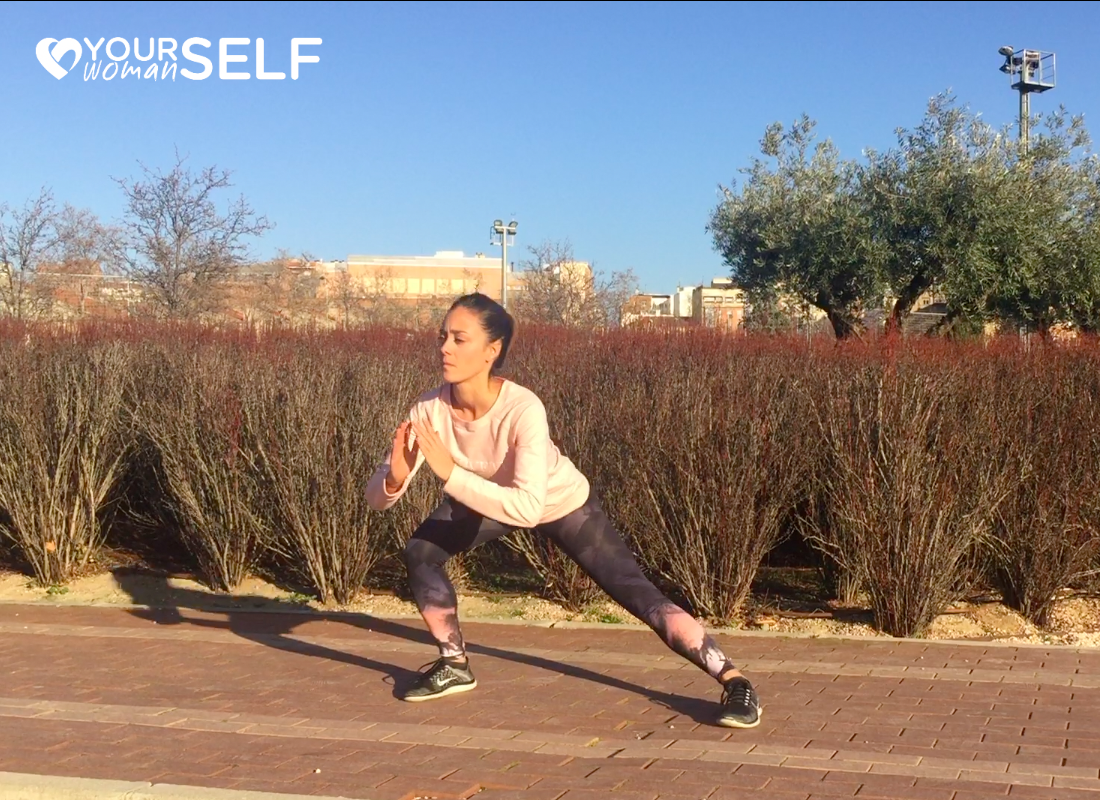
[823,303,866,340]
[885,270,932,336]
[926,306,977,339]
[1035,317,1051,342]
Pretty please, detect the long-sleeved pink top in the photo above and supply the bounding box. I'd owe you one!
[365,379,590,528]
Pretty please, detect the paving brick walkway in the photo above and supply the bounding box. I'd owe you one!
[0,601,1098,799]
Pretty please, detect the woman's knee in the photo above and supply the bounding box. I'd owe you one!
[403,536,449,571]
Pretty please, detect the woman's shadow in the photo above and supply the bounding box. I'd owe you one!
[111,567,725,727]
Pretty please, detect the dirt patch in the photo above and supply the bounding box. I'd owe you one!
[0,571,290,610]
[1,568,1098,645]
[0,569,633,626]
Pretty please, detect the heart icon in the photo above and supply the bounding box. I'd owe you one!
[36,37,83,79]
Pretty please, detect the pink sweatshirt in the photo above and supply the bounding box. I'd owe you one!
[365,379,591,528]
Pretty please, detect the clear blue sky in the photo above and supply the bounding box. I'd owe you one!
[2,1,1096,293]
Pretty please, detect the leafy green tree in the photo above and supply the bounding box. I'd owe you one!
[708,115,880,340]
[859,93,1008,335]
[975,109,1100,338]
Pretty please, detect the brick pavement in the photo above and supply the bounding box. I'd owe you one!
[0,602,1098,799]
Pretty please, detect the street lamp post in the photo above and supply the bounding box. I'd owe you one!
[490,219,518,309]
[998,45,1056,154]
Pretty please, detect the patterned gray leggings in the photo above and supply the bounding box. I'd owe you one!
[402,492,740,682]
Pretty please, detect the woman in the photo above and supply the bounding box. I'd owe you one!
[365,293,761,729]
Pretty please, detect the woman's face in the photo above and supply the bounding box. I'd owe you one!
[439,306,499,384]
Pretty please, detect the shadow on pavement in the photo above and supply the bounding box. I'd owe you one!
[112,567,727,727]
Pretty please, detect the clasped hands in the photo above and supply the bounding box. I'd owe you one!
[385,418,455,491]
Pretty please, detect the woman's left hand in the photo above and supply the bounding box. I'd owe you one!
[410,419,455,482]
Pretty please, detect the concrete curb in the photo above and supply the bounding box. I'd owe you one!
[0,596,1094,652]
[0,771,358,800]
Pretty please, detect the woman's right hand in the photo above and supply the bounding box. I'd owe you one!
[386,421,417,489]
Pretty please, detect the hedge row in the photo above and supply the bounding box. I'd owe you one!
[0,318,1098,637]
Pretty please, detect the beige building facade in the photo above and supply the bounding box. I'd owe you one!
[622,277,749,332]
[343,251,524,303]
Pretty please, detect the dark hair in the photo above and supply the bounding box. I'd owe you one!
[447,292,515,373]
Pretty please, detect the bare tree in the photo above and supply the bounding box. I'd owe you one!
[56,206,122,272]
[281,253,325,325]
[330,269,363,329]
[598,267,641,327]
[50,206,125,317]
[512,239,639,328]
[237,258,284,326]
[241,249,321,325]
[362,266,416,327]
[324,265,418,328]
[111,149,274,319]
[0,188,60,319]
[464,267,482,291]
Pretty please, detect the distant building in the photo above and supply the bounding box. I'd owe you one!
[691,278,746,332]
[672,285,694,319]
[24,260,143,320]
[343,250,523,304]
[620,293,673,327]
[621,277,748,332]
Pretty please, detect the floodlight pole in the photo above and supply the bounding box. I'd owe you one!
[490,219,518,309]
[998,46,1056,155]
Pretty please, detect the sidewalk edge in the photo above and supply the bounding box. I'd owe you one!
[0,771,359,800]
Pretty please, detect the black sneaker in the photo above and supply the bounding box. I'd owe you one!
[717,676,761,728]
[399,658,477,702]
